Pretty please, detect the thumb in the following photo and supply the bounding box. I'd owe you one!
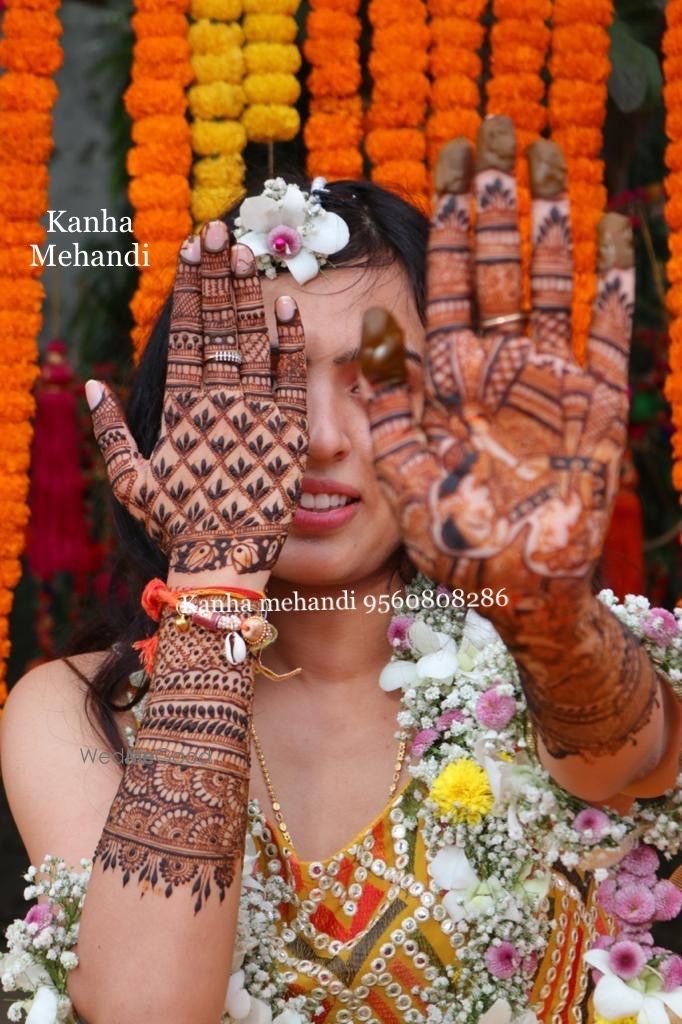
[86,379,144,508]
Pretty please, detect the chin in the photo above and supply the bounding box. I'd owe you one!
[272,532,401,588]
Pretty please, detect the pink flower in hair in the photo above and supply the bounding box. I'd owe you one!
[475,687,516,731]
[484,941,520,979]
[411,728,440,759]
[613,883,656,925]
[573,808,610,844]
[620,843,660,878]
[608,940,648,980]
[653,880,682,921]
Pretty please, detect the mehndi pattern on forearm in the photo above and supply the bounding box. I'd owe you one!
[94,611,253,912]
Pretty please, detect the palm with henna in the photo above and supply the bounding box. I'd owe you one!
[88,220,308,585]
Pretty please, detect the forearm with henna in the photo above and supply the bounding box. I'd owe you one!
[94,612,254,913]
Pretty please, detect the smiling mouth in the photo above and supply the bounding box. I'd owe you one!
[298,493,360,511]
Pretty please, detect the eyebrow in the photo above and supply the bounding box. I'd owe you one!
[332,346,361,366]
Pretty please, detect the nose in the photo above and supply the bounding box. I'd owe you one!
[305,380,352,465]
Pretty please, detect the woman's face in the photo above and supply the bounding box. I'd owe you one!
[261,263,424,587]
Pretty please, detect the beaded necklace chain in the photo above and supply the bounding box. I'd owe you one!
[250,721,410,854]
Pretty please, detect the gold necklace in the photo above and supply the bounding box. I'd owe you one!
[250,721,409,852]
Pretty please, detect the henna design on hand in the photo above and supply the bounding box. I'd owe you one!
[94,612,253,911]
[88,228,308,576]
[359,121,657,757]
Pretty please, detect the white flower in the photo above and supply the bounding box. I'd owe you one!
[242,834,262,891]
[0,950,51,992]
[58,951,77,970]
[584,950,682,1024]
[25,985,59,1024]
[224,969,252,1020]
[235,182,349,285]
[408,620,449,655]
[241,995,273,1024]
[462,610,501,651]
[274,1010,305,1024]
[428,847,479,892]
[479,999,539,1024]
[379,659,419,692]
[416,639,458,683]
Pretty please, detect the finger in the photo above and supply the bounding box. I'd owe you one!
[199,219,241,390]
[586,213,635,402]
[474,115,524,337]
[166,235,203,390]
[427,139,475,339]
[273,295,307,417]
[231,243,272,402]
[528,140,573,358]
[87,380,146,514]
[571,381,626,511]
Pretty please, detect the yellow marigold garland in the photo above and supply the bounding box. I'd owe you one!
[0,0,62,707]
[304,0,363,181]
[548,0,614,364]
[366,0,430,208]
[664,0,682,493]
[125,0,193,361]
[188,1,247,225]
[426,0,486,167]
[487,0,551,310]
[242,0,301,143]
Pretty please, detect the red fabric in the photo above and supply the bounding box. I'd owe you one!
[602,488,645,598]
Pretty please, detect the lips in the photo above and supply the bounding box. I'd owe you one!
[293,477,362,533]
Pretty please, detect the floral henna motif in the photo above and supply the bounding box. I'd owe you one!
[94,611,253,912]
[89,229,308,576]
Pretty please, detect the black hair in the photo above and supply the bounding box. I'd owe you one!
[62,174,430,753]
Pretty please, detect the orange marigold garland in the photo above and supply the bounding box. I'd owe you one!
[188,3,247,225]
[548,0,614,364]
[486,0,551,309]
[426,0,486,167]
[366,0,430,207]
[303,0,362,181]
[242,0,302,144]
[0,0,62,708]
[664,0,682,494]
[125,0,193,361]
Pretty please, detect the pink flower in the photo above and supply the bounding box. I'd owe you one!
[617,871,657,890]
[608,940,648,980]
[266,224,302,259]
[614,883,656,925]
[411,728,440,759]
[642,608,678,645]
[485,941,521,980]
[653,880,682,921]
[620,843,660,878]
[597,878,618,914]
[435,708,465,731]
[620,928,654,946]
[24,904,54,932]
[475,687,516,731]
[573,808,610,844]
[660,955,682,992]
[592,934,615,951]
[386,615,415,651]
[522,952,539,976]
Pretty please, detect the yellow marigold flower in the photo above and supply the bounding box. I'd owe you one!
[189,82,245,119]
[191,119,247,155]
[243,13,298,44]
[190,0,242,18]
[244,42,300,75]
[242,103,299,142]
[193,154,246,188]
[594,1017,638,1024]
[243,72,300,106]
[243,0,299,13]
[192,51,244,84]
[192,184,245,225]
[429,759,494,826]
[189,20,243,54]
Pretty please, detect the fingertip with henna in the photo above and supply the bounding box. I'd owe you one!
[203,219,228,252]
[360,308,407,387]
[231,243,255,277]
[275,295,297,323]
[597,213,634,273]
[527,139,567,199]
[85,379,104,411]
[434,138,474,195]
[476,115,516,174]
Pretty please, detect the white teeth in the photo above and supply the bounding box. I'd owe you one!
[300,493,354,511]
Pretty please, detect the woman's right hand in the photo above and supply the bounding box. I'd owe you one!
[87,220,308,585]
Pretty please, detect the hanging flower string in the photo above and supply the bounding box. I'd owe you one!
[486,0,551,310]
[426,0,487,168]
[366,0,430,209]
[125,0,193,362]
[303,0,363,181]
[0,0,63,709]
[548,0,614,364]
[188,0,247,226]
[241,0,301,145]
[663,0,682,495]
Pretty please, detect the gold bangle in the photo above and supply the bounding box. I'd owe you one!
[479,312,525,331]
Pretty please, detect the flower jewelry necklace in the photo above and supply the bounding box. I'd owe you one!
[249,720,410,852]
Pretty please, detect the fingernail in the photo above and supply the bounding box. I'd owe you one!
[204,220,228,252]
[435,138,474,195]
[231,243,255,277]
[527,140,567,199]
[180,234,200,263]
[275,295,296,322]
[360,308,406,386]
[597,213,634,273]
[476,115,516,174]
[85,379,104,410]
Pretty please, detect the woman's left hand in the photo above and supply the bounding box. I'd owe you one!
[359,116,634,627]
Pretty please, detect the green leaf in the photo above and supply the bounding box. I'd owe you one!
[609,18,663,113]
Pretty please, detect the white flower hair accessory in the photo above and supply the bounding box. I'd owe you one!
[233,177,349,285]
